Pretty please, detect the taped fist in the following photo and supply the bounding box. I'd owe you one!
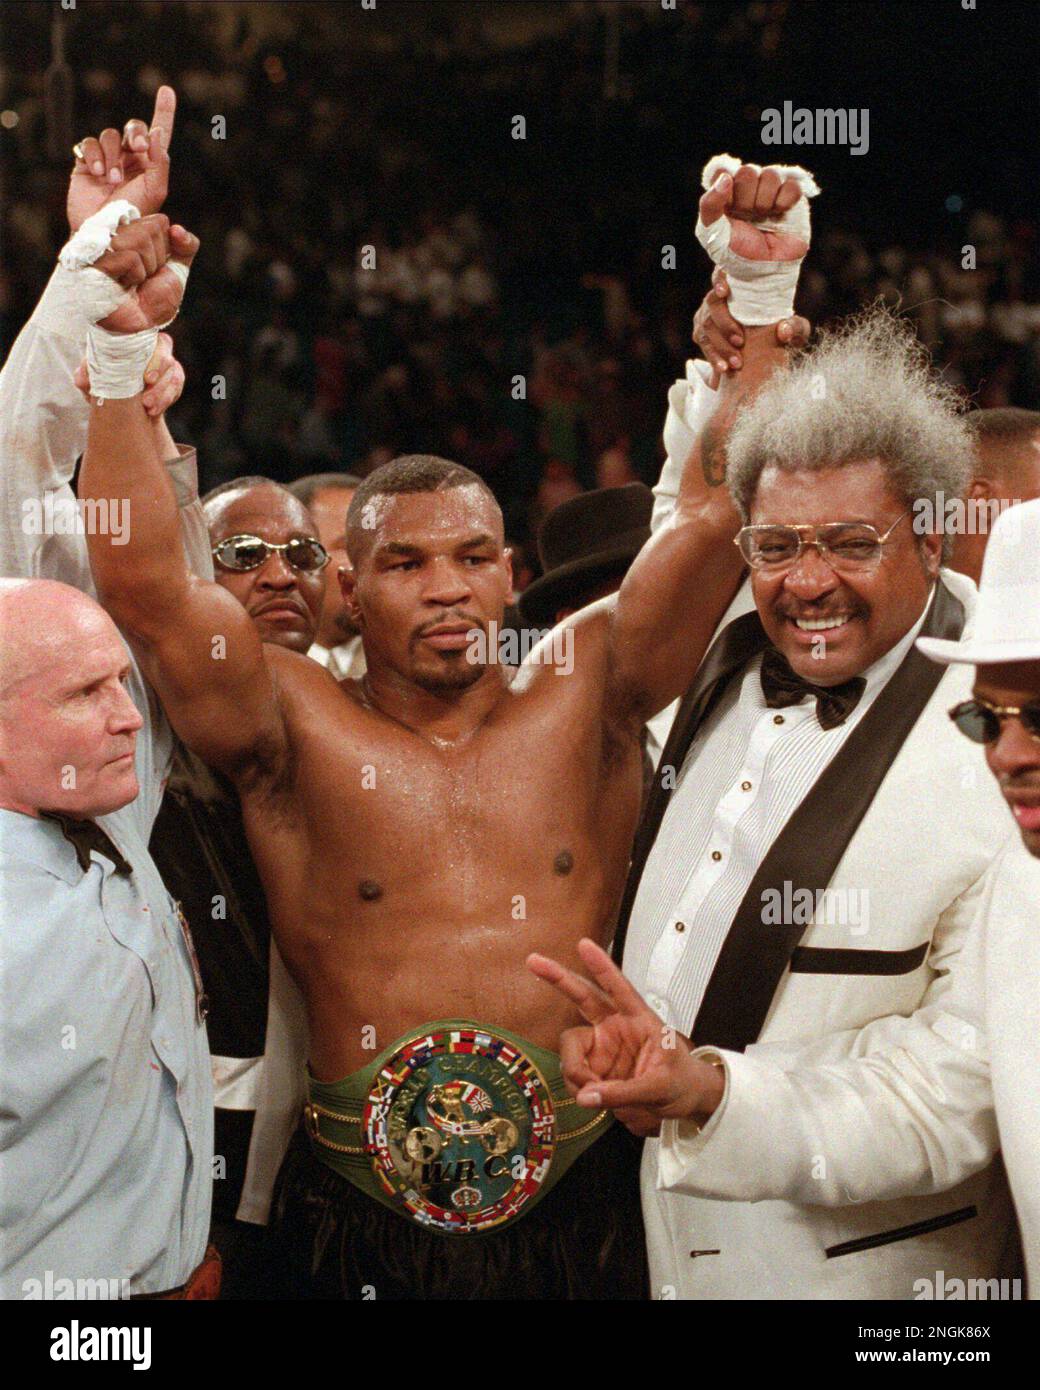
[99,224,199,334]
[698,162,810,264]
[93,214,172,290]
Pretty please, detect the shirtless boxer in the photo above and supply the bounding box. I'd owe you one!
[80,166,809,1299]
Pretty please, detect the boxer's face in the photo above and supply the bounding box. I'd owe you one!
[206,485,324,653]
[750,460,941,685]
[344,486,512,693]
[0,608,143,818]
[974,660,1040,857]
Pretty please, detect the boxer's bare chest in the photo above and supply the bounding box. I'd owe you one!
[236,666,643,1069]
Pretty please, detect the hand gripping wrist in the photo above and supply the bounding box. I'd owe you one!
[59,200,141,323]
[695,152,820,326]
[85,325,158,402]
[83,261,190,399]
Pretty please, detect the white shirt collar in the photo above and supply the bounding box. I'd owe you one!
[859,583,935,699]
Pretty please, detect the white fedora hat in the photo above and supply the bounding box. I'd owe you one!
[918,496,1040,666]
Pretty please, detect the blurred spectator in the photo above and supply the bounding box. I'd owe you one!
[2,0,1037,575]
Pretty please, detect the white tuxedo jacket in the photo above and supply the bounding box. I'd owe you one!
[945,840,1040,1297]
[625,571,1024,1299]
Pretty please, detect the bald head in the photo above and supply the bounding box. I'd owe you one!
[202,477,314,535]
[202,480,326,652]
[0,581,110,698]
[0,580,143,818]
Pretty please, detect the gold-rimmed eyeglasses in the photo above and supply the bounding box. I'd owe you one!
[735,511,911,573]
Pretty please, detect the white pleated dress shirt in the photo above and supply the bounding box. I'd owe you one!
[623,591,932,1034]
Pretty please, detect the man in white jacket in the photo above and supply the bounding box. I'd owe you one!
[528,156,1024,1300]
[916,497,1040,1295]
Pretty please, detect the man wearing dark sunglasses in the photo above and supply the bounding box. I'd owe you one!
[917,497,1040,1293]
[202,478,328,654]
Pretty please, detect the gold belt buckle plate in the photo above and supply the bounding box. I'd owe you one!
[362,1026,556,1234]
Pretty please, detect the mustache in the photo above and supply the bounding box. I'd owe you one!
[999,773,1040,791]
[774,598,868,620]
[411,611,485,642]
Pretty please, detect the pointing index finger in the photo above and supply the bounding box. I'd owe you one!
[150,85,177,151]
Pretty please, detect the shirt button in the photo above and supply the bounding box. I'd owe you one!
[773,714,785,725]
[741,780,752,791]
[674,921,686,933]
[711,850,722,862]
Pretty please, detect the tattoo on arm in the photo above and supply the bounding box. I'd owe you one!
[700,419,727,488]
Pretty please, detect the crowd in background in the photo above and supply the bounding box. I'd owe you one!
[3,0,1038,578]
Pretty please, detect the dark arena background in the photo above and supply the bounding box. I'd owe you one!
[2,0,1040,1365]
[2,0,1038,582]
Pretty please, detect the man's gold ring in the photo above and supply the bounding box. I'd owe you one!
[72,142,86,163]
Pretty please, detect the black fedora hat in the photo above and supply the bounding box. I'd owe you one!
[518,482,653,628]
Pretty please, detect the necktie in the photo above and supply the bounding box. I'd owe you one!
[759,646,866,731]
[40,811,132,876]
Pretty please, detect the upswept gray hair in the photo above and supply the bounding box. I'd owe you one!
[726,304,974,560]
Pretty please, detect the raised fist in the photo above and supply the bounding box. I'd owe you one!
[698,163,809,263]
[93,213,172,290]
[99,224,199,334]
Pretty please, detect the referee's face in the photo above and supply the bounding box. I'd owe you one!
[1,605,144,819]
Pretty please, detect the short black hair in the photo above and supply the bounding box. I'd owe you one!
[346,454,499,557]
[288,472,364,509]
[969,408,1040,484]
[969,407,1040,443]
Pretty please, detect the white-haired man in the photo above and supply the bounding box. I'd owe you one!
[528,158,1024,1299]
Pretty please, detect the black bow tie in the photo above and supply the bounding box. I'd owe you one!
[759,646,867,731]
[40,811,132,876]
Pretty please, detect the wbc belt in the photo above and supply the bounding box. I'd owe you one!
[303,1020,610,1235]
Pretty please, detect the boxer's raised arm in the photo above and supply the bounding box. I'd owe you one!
[81,392,285,776]
[606,323,788,724]
[607,160,816,724]
[648,273,810,535]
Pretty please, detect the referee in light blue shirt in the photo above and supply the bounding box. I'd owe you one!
[0,227,216,1296]
[0,580,215,1298]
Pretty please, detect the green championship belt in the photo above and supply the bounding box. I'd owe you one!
[304,1020,610,1235]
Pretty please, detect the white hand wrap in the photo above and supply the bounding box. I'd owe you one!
[85,325,158,402]
[156,259,190,327]
[74,267,132,323]
[695,153,820,326]
[59,200,143,323]
[84,261,190,398]
[59,198,141,269]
